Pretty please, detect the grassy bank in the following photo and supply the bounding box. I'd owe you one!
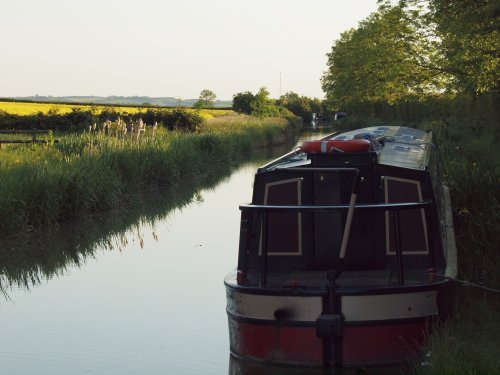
[414,122,500,375]
[339,116,499,374]
[0,114,300,239]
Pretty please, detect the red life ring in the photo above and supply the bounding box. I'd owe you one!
[300,139,370,153]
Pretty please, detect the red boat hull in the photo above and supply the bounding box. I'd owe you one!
[229,316,428,366]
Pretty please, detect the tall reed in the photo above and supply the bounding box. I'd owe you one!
[0,115,298,239]
[411,120,500,375]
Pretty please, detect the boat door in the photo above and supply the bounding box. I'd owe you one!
[312,171,376,269]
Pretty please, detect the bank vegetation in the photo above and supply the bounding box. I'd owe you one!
[0,112,300,239]
[322,1,498,373]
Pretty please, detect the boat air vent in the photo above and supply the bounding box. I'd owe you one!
[393,145,411,152]
[400,134,416,140]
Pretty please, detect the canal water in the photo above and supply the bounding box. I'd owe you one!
[0,127,360,375]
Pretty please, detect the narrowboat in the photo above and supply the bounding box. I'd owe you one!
[224,126,457,368]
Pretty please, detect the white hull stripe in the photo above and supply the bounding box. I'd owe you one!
[342,291,438,321]
[227,290,439,322]
[227,291,322,321]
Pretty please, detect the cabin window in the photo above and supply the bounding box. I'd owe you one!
[384,177,429,255]
[259,178,302,256]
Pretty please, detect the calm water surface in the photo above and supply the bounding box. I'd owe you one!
[0,128,367,375]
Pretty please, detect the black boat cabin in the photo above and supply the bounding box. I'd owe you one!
[236,126,448,288]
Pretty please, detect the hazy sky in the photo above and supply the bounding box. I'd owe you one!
[1,0,378,100]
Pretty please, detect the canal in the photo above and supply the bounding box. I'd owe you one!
[0,127,339,374]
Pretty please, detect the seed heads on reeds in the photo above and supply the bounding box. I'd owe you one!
[0,115,291,239]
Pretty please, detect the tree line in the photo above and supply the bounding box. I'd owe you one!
[192,87,325,122]
[320,0,499,123]
[231,88,324,121]
[0,89,325,133]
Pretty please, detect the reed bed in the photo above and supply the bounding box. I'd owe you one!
[414,297,500,375]
[0,114,296,239]
[412,120,500,375]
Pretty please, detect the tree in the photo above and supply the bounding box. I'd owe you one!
[193,89,216,108]
[232,88,290,117]
[424,0,499,93]
[232,91,255,114]
[278,91,315,121]
[386,0,499,94]
[321,5,447,110]
[250,87,285,117]
[309,98,323,115]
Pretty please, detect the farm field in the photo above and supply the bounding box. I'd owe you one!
[0,100,232,119]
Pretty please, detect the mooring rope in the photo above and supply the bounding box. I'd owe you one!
[428,271,500,294]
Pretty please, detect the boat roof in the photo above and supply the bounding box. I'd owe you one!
[330,126,433,170]
[261,126,434,172]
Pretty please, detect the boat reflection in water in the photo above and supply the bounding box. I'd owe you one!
[228,355,411,375]
[225,126,457,369]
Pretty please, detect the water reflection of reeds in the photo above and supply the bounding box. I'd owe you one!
[0,142,295,296]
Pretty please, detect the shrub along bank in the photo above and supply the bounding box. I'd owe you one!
[0,114,300,239]
[0,107,212,132]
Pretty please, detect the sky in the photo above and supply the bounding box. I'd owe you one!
[0,0,378,100]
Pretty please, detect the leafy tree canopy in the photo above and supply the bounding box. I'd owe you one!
[395,0,500,94]
[321,4,448,110]
[232,91,255,114]
[278,91,323,122]
[251,88,279,117]
[232,88,291,117]
[193,89,216,109]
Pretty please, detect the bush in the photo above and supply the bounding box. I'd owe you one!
[159,109,205,132]
[232,88,291,118]
[0,107,206,134]
[0,109,94,131]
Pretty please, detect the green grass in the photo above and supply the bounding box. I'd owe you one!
[0,114,300,239]
[413,121,500,375]
[0,114,301,294]
[413,296,500,375]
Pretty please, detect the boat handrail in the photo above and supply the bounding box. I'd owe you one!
[238,199,436,289]
[258,132,340,172]
[273,167,360,174]
[240,200,432,213]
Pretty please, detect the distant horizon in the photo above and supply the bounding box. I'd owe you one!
[1,94,233,108]
[4,89,325,102]
[6,94,232,100]
[1,0,379,100]
[3,91,321,102]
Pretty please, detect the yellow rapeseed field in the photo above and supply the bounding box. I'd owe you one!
[0,101,141,115]
[0,101,232,118]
